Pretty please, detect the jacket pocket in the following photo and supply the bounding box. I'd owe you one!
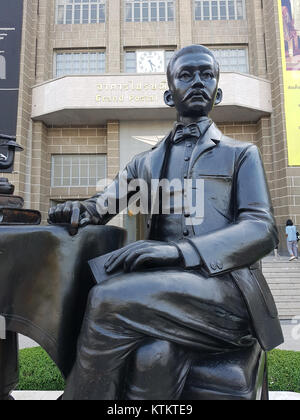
[197,174,232,181]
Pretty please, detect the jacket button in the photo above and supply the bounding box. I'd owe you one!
[183,229,189,236]
[217,261,223,270]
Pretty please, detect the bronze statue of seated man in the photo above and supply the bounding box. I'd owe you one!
[48,45,283,400]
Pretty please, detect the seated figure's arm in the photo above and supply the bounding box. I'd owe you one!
[175,145,278,276]
[81,166,137,226]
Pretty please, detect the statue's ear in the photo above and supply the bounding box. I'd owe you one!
[164,90,175,108]
[214,88,223,106]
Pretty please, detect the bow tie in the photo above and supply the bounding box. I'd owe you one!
[173,123,201,144]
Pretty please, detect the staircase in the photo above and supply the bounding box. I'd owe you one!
[262,257,300,320]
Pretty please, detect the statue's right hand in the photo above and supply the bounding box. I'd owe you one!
[48,201,93,227]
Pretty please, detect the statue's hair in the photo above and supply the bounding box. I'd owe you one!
[167,45,220,84]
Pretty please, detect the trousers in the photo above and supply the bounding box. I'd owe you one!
[287,240,298,257]
[63,268,255,400]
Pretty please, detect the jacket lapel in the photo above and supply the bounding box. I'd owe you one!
[149,132,172,216]
[150,131,172,181]
[189,123,222,172]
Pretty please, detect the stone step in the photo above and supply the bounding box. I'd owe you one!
[275,306,300,313]
[263,259,300,263]
[268,281,300,286]
[264,254,300,257]
[265,273,300,278]
[267,280,300,285]
[262,258,300,319]
[270,285,300,290]
[263,261,300,264]
[271,287,300,296]
[278,313,300,319]
[263,270,300,279]
[264,266,300,271]
[263,263,300,268]
[264,268,300,270]
[276,299,300,310]
[264,260,300,263]
[274,302,300,308]
[263,264,300,268]
[269,289,300,296]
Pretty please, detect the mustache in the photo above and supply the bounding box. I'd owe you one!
[182,89,211,102]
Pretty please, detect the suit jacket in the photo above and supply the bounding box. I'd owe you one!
[84,123,284,351]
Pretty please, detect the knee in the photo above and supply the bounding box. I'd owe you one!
[86,283,117,319]
[86,278,133,320]
[133,340,175,373]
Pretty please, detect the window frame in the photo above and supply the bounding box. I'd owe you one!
[51,154,107,188]
[54,50,106,78]
[56,0,106,25]
[125,0,175,23]
[210,46,249,74]
[194,0,246,21]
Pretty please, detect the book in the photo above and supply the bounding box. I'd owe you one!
[88,250,122,285]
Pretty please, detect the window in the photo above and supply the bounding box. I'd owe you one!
[56,0,106,24]
[51,155,106,187]
[211,48,248,73]
[55,51,105,77]
[125,52,137,73]
[125,50,175,73]
[125,0,175,22]
[195,0,245,21]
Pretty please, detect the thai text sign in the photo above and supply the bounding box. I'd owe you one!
[96,80,168,105]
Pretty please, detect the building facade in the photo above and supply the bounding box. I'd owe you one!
[1,0,300,251]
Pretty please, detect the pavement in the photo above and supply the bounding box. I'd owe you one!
[11,391,63,400]
[13,320,300,400]
[277,320,300,352]
[19,335,39,350]
[9,390,300,401]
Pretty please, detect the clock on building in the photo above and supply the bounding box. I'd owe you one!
[136,51,164,73]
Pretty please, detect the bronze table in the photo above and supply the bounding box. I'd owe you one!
[0,225,126,400]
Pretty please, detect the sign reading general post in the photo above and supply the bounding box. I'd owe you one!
[0,0,24,137]
[278,0,300,166]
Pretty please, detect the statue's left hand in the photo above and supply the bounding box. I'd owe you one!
[104,240,181,273]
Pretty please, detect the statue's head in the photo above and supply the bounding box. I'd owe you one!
[164,45,223,120]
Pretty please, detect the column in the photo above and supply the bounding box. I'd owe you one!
[30,121,50,222]
[178,0,193,48]
[107,0,121,72]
